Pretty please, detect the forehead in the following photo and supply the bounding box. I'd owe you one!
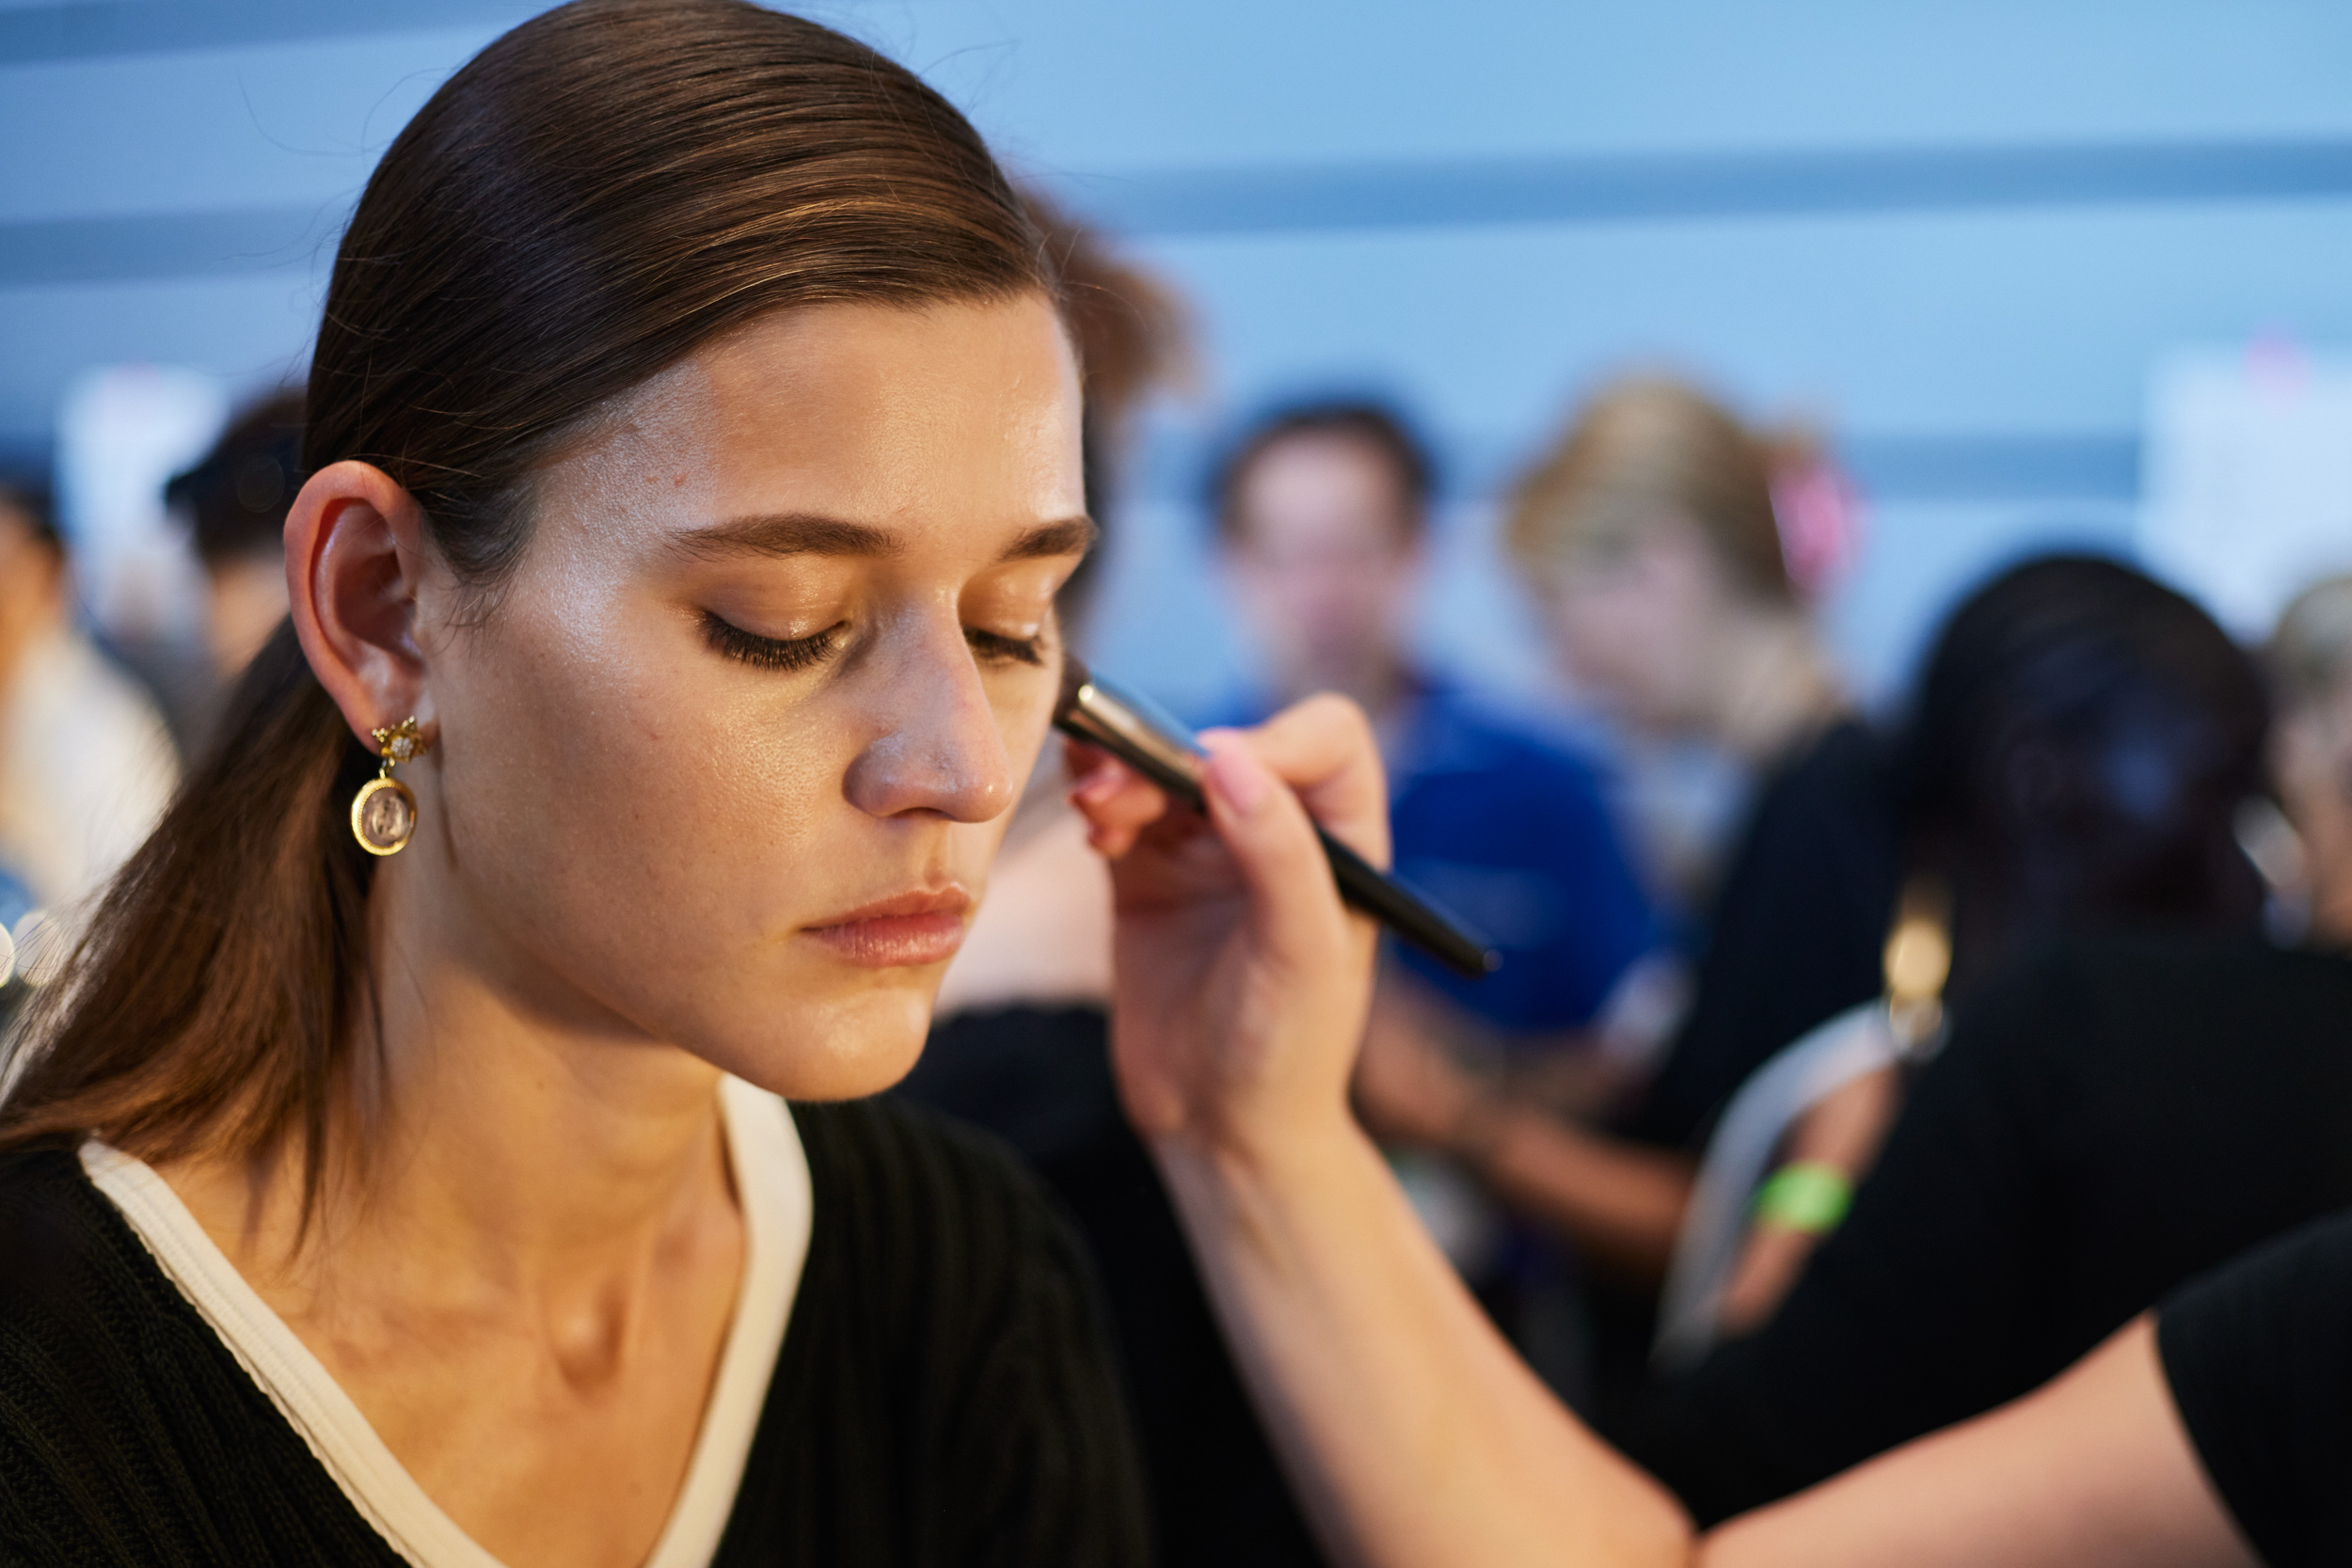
[1234,433,1414,547]
[540,293,1085,555]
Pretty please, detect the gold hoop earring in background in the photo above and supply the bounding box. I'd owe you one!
[352,717,431,857]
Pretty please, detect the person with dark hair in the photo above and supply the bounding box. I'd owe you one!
[1209,396,1664,1387]
[0,4,1292,1558]
[167,388,305,678]
[0,479,177,913]
[1602,553,2352,1522]
[1646,553,2274,1356]
[1211,398,1661,1069]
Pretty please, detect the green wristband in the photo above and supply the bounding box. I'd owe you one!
[1752,1161,1853,1234]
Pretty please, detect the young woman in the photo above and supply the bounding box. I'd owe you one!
[0,4,1282,1561]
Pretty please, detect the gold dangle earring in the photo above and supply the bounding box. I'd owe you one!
[352,716,430,856]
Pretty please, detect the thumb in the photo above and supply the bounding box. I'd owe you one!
[1199,733,1357,967]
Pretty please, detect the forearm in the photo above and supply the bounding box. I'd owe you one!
[1470,1106,1694,1279]
[1154,1115,1692,1568]
[1696,1318,2255,1568]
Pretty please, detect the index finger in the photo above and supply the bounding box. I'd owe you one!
[1201,692,1390,871]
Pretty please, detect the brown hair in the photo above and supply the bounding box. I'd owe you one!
[1212,401,1435,546]
[1505,375,1796,606]
[0,0,1050,1197]
[1022,186,1190,622]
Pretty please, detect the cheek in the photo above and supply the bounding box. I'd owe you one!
[434,596,853,1003]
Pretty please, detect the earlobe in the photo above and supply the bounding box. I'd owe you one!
[284,460,437,750]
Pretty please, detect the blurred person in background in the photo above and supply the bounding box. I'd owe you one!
[1649,555,2275,1359]
[1614,556,2352,1527]
[1504,376,1894,1161]
[1357,376,1899,1425]
[1206,399,1665,1395]
[0,480,177,914]
[167,389,302,684]
[1210,402,1661,1044]
[897,198,1332,1568]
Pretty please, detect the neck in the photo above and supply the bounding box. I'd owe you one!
[166,860,736,1310]
[1701,609,1844,764]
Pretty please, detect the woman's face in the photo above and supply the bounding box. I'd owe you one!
[1533,515,1728,737]
[406,294,1088,1098]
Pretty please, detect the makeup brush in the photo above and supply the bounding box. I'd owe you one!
[1055,657,1501,979]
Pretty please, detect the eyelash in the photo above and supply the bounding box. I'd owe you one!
[968,627,1047,667]
[700,613,1046,672]
[702,611,841,673]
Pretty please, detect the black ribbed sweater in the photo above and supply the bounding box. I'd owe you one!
[0,1098,1151,1566]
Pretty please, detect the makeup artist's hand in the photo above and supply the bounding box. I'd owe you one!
[1069,694,1385,1164]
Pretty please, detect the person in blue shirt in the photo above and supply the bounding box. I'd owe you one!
[1205,401,1661,1047]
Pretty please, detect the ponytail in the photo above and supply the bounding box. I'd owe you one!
[0,624,373,1197]
[0,0,1049,1202]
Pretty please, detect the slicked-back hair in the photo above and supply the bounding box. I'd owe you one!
[0,0,1053,1207]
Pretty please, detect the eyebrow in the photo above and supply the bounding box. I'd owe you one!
[673,512,1097,564]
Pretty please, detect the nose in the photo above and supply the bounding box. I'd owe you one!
[841,618,1019,824]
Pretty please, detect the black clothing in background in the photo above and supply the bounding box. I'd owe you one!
[1633,934,2352,1524]
[1584,719,1899,1433]
[1614,719,1900,1150]
[2159,1209,2352,1568]
[0,1098,1151,1567]
[898,1006,1327,1568]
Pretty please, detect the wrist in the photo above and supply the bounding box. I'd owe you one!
[1751,1159,1853,1234]
[1149,1105,1382,1239]
[1150,1101,1367,1183]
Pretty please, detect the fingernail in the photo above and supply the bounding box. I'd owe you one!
[1203,739,1269,816]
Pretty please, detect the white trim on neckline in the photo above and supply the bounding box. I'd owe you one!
[81,1074,811,1568]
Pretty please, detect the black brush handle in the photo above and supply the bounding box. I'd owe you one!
[1055,663,1501,980]
[1316,829,1499,979]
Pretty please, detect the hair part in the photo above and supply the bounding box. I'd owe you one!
[0,0,1054,1204]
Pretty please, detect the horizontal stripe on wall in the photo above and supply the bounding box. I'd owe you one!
[1136,431,2141,505]
[0,423,2141,504]
[0,206,338,288]
[0,0,514,65]
[1069,140,2352,237]
[4,136,2347,291]
[1841,433,2139,502]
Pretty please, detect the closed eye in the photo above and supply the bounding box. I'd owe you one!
[967,627,1046,667]
[701,610,844,673]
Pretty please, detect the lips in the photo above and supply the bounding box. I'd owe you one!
[803,887,974,969]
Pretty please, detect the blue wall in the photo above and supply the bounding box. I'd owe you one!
[4,0,2349,707]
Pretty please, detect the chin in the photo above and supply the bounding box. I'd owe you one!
[700,979,941,1102]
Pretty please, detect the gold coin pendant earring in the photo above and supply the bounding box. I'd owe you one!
[352,717,431,857]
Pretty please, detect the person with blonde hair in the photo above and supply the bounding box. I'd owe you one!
[1355,375,1899,1418]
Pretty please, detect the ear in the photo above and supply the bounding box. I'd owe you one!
[283,460,435,750]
